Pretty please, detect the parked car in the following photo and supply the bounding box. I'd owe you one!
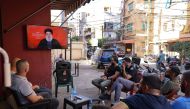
[97,49,115,69]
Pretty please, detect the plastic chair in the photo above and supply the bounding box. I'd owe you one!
[3,87,51,109]
[53,61,74,97]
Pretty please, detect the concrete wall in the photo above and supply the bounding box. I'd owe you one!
[0,0,52,96]
[51,41,85,61]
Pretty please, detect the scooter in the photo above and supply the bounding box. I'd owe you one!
[143,61,159,74]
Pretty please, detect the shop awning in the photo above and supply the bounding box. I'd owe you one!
[180,25,190,34]
[51,0,92,15]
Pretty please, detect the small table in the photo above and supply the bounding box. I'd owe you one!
[63,95,90,109]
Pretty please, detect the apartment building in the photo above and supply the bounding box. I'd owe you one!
[122,0,189,57]
[153,0,188,56]
[122,0,153,57]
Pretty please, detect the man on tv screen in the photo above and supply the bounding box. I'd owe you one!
[38,28,62,49]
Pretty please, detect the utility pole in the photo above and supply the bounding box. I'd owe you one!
[146,0,154,55]
[121,0,125,41]
[158,9,162,49]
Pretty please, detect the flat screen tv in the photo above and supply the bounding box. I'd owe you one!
[27,25,68,49]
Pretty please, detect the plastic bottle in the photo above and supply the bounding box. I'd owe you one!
[71,86,77,100]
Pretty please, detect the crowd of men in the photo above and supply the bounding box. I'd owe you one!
[8,51,190,109]
[92,53,190,109]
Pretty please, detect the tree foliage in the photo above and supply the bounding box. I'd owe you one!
[71,36,79,41]
[98,38,106,48]
[172,41,190,59]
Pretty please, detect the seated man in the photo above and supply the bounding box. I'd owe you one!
[11,59,59,109]
[171,71,190,109]
[103,57,139,102]
[161,66,181,100]
[112,74,172,109]
[92,57,121,96]
[11,57,52,97]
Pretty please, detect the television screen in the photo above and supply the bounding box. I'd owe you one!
[27,25,68,49]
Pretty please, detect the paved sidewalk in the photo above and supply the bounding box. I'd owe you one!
[53,60,104,109]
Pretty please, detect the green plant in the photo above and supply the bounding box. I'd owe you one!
[98,38,106,48]
[172,41,190,61]
[71,36,79,41]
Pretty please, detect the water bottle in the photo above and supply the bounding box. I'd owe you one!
[71,86,77,100]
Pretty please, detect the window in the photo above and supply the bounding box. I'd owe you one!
[126,23,133,32]
[128,2,134,12]
[142,22,147,31]
[104,22,113,31]
[163,23,167,31]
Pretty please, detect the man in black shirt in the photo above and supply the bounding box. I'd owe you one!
[92,57,121,96]
[38,28,62,49]
[104,57,138,102]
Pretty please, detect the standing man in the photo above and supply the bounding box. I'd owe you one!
[157,50,165,71]
[171,71,190,109]
[11,59,59,109]
[38,28,62,49]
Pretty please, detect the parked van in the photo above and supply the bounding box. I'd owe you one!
[97,49,115,69]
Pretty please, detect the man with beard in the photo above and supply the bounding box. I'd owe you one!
[171,71,190,109]
[38,28,62,49]
[112,74,172,109]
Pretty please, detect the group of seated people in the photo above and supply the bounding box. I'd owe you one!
[10,57,59,109]
[92,57,140,102]
[92,56,190,109]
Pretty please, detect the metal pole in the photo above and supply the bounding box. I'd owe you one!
[75,63,77,75]
[70,30,72,61]
[51,10,64,24]
[65,49,67,60]
[5,0,55,33]
[146,0,151,55]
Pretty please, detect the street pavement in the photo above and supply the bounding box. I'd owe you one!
[53,60,107,109]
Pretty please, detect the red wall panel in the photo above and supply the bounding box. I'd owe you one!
[0,0,52,94]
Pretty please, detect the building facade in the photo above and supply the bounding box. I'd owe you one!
[122,0,151,57]
[122,0,189,57]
